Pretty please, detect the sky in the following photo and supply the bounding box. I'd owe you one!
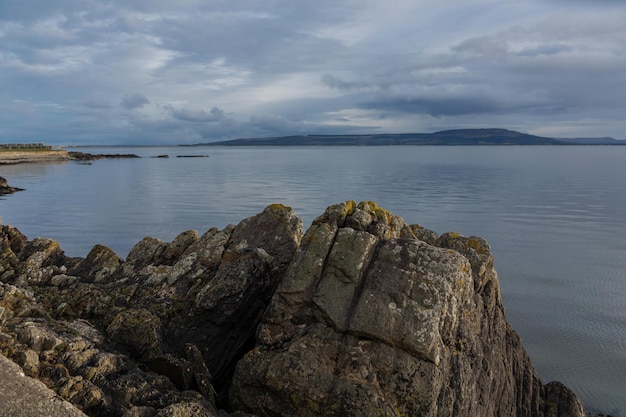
[1,0,626,145]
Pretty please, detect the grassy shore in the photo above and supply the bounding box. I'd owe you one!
[0,149,70,164]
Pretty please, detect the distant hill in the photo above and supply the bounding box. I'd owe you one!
[194,128,624,146]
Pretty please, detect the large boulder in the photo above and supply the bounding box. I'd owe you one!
[0,352,88,417]
[230,201,585,417]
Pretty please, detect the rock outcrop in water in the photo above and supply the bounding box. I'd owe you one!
[0,176,24,195]
[68,151,141,160]
[0,202,587,417]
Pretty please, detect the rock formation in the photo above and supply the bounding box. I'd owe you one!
[0,202,588,417]
[68,151,141,160]
[0,176,24,195]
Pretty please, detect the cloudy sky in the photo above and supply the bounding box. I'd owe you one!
[1,0,625,145]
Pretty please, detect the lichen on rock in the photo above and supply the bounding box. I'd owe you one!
[230,201,586,417]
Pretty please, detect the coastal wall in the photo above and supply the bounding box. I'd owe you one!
[0,202,587,417]
[0,150,69,164]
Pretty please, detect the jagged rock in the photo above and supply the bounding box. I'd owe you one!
[154,401,216,417]
[16,320,63,352]
[70,244,123,283]
[543,381,586,417]
[185,343,217,407]
[161,230,200,265]
[106,308,163,359]
[12,238,66,287]
[0,225,28,255]
[409,223,439,245]
[17,348,39,377]
[223,203,303,270]
[230,201,586,417]
[57,374,105,412]
[0,282,45,322]
[123,236,170,274]
[164,204,302,398]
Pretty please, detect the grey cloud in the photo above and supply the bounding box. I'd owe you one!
[244,115,307,135]
[242,115,373,138]
[84,99,112,109]
[516,44,572,57]
[321,74,369,91]
[0,0,85,22]
[121,93,150,109]
[360,95,503,117]
[167,106,226,123]
[452,36,509,56]
[122,110,371,144]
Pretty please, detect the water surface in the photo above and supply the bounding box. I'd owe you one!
[1,146,625,415]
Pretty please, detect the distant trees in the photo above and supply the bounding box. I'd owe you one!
[0,143,51,150]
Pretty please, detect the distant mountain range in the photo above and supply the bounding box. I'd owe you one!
[194,128,624,146]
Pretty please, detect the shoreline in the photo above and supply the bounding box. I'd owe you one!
[0,150,142,165]
[0,150,70,165]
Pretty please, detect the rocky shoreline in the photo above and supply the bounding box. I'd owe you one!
[67,151,141,161]
[0,201,607,416]
[0,150,140,165]
[0,150,71,165]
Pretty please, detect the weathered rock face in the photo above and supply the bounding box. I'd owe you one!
[230,201,585,417]
[0,202,587,417]
[0,204,302,416]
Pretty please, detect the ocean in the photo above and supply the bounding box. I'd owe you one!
[1,145,625,415]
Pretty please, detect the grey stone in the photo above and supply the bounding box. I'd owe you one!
[0,353,88,417]
[231,201,586,417]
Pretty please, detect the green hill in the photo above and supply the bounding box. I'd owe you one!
[197,128,623,146]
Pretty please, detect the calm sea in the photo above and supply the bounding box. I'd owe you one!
[1,146,625,415]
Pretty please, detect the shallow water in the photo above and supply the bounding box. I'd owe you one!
[2,145,625,415]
